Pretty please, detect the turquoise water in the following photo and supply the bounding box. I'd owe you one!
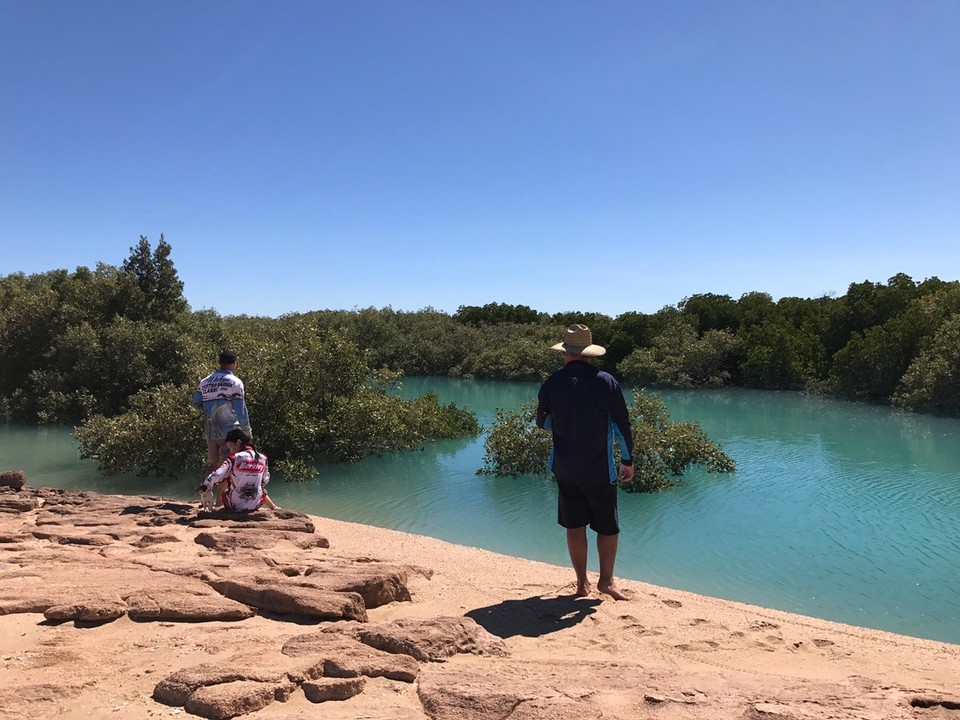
[2,378,959,645]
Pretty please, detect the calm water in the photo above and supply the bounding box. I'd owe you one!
[2,378,959,645]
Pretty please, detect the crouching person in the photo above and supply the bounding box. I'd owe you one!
[198,429,279,512]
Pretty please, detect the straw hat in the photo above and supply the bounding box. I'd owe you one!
[551,324,606,357]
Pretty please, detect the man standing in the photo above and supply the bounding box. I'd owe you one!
[536,324,634,600]
[192,350,253,472]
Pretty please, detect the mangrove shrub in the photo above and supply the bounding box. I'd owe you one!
[478,392,735,492]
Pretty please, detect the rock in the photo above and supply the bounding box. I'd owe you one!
[43,600,127,624]
[31,530,115,546]
[183,680,279,719]
[416,663,597,720]
[208,578,367,621]
[125,589,256,622]
[0,497,43,513]
[134,533,182,548]
[300,561,412,608]
[350,616,508,662]
[195,530,329,551]
[153,664,289,706]
[302,676,366,703]
[0,470,26,491]
[282,632,419,683]
[189,509,316,534]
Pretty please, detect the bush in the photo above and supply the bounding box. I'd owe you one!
[477,392,735,492]
[75,321,481,479]
[477,402,553,476]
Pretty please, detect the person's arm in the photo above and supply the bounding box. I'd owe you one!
[610,386,634,481]
[191,388,204,413]
[535,384,552,429]
[199,457,232,492]
[233,380,253,435]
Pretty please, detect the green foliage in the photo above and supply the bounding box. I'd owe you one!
[740,322,823,390]
[451,324,562,381]
[617,324,740,388]
[454,302,545,326]
[6,237,960,457]
[76,382,202,476]
[737,291,777,328]
[828,286,956,401]
[120,235,189,321]
[621,394,736,492]
[0,239,192,423]
[892,313,960,414]
[478,392,735,492]
[75,317,480,479]
[680,293,741,333]
[477,402,553,477]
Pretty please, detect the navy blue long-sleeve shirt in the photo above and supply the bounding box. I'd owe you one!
[536,360,633,487]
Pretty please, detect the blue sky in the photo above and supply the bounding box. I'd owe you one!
[2,1,957,318]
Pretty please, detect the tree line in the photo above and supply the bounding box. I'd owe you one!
[1,239,955,481]
[305,276,960,416]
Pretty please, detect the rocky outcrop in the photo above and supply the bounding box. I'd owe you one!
[0,489,383,628]
[0,470,26,491]
[0,487,439,717]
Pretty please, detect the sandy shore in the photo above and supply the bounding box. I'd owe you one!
[1,488,959,719]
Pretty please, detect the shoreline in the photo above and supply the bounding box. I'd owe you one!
[2,487,959,719]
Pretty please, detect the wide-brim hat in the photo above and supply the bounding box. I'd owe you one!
[551,324,606,357]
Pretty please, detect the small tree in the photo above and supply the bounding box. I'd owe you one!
[120,234,188,321]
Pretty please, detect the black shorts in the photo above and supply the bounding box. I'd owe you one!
[556,480,619,536]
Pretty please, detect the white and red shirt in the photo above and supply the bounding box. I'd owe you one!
[201,446,270,512]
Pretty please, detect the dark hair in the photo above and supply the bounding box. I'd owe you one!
[219,350,238,365]
[224,429,251,446]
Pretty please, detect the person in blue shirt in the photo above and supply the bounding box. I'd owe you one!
[192,350,253,473]
[537,325,634,600]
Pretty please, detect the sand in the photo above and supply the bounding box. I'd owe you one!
[1,494,959,720]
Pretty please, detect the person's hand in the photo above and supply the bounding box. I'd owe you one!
[618,462,634,485]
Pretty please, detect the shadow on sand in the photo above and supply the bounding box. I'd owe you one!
[466,594,601,639]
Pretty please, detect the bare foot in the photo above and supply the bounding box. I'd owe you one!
[575,580,593,597]
[598,581,632,601]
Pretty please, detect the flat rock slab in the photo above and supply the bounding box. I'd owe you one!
[282,632,419,683]
[31,530,116,546]
[351,616,509,661]
[0,497,44,513]
[125,589,256,622]
[44,600,128,624]
[302,676,366,703]
[209,578,367,621]
[300,561,412,607]
[183,680,283,720]
[195,530,330,551]
[154,664,292,706]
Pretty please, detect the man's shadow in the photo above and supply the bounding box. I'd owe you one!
[466,594,601,639]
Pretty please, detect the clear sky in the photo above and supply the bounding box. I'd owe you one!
[2,1,957,318]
